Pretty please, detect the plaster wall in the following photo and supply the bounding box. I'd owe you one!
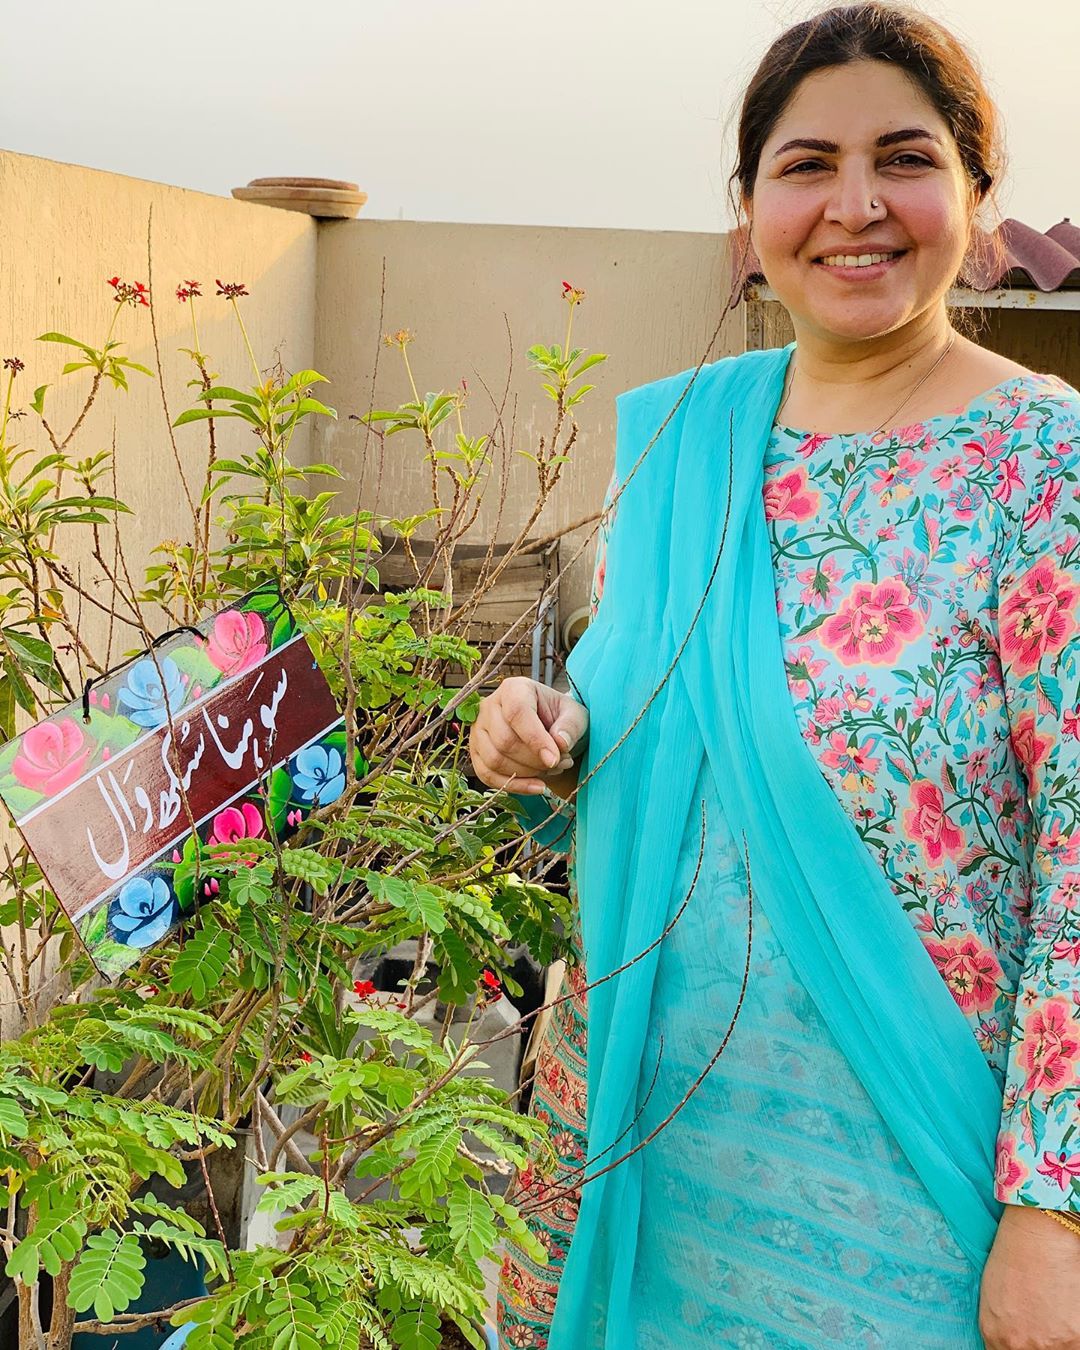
[0,149,318,669]
[312,218,745,620]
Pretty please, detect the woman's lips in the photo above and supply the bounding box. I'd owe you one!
[812,251,908,280]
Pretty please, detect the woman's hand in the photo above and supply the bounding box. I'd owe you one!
[979,1204,1080,1348]
[468,676,589,795]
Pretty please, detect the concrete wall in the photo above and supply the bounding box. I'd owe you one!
[0,150,318,669]
[312,218,745,620]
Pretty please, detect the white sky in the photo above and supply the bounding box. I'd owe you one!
[2,0,1077,233]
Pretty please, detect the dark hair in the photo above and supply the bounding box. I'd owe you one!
[727,2,1007,297]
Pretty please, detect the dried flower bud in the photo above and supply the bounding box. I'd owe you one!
[3,357,25,375]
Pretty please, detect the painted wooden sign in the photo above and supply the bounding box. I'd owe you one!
[0,588,348,978]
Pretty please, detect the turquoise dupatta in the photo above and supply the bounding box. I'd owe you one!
[524,345,1003,1346]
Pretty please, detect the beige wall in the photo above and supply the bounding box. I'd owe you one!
[0,150,318,670]
[312,219,746,619]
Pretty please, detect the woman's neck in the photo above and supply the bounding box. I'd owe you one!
[787,310,954,391]
[776,311,966,434]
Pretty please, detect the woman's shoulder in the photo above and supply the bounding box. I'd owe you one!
[992,368,1080,435]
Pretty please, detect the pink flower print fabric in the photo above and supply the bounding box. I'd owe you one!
[591,369,1080,1216]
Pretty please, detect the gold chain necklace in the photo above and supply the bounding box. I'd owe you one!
[777,334,957,436]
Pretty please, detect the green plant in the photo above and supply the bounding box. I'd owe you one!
[0,269,605,1348]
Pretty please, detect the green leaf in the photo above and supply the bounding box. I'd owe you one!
[280,848,340,896]
[6,1189,87,1283]
[67,1229,146,1320]
[366,873,447,934]
[201,386,261,405]
[569,352,607,379]
[173,407,253,427]
[0,1096,28,1141]
[170,922,230,1002]
[30,385,48,414]
[37,332,98,357]
[448,1185,497,1261]
[391,1303,441,1350]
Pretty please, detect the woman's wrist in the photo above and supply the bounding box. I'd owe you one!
[1043,1208,1080,1239]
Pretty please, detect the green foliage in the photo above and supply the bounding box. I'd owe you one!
[68,1229,147,1320]
[170,918,231,1002]
[0,278,600,1348]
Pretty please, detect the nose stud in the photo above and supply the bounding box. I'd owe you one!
[870,198,880,209]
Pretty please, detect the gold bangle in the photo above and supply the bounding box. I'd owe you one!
[1043,1209,1080,1238]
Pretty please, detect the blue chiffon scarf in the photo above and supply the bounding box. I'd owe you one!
[518,343,1003,1347]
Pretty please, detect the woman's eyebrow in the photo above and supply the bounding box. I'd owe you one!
[771,127,943,158]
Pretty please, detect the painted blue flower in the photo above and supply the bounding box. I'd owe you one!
[291,744,346,806]
[110,875,178,948]
[117,656,186,729]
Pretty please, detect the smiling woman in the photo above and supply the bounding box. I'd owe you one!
[488,4,1080,1350]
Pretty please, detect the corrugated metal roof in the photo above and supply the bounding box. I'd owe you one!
[734,218,1080,295]
[965,219,1080,291]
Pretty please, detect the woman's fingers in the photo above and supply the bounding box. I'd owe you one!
[501,682,564,768]
[468,679,577,793]
[470,725,570,791]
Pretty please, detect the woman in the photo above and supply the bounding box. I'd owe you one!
[470,5,1080,1347]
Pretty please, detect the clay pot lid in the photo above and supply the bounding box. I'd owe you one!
[245,176,360,191]
[231,177,367,219]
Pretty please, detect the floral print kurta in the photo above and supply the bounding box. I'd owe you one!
[498,368,1080,1348]
[762,370,1080,1211]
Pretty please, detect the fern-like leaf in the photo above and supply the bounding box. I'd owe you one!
[170,921,231,1002]
[67,1229,146,1320]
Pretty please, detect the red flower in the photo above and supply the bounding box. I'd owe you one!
[298,1050,313,1063]
[215,279,250,300]
[353,979,377,999]
[480,969,502,1002]
[107,276,151,308]
[176,279,202,303]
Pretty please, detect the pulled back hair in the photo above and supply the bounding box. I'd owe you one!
[726,1,1007,306]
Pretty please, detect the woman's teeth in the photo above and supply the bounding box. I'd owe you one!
[818,251,902,268]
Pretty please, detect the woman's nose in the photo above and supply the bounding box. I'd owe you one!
[822,165,881,230]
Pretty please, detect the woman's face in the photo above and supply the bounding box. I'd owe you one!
[746,59,978,344]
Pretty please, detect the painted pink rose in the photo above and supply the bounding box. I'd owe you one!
[209,802,266,847]
[204,610,268,676]
[763,467,819,522]
[1017,997,1080,1094]
[923,934,1002,1013]
[12,719,93,795]
[903,779,964,866]
[1000,557,1078,676]
[993,1133,1030,1199]
[1009,710,1054,796]
[820,578,923,666]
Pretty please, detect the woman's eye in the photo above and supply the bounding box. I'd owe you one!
[783,160,826,175]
